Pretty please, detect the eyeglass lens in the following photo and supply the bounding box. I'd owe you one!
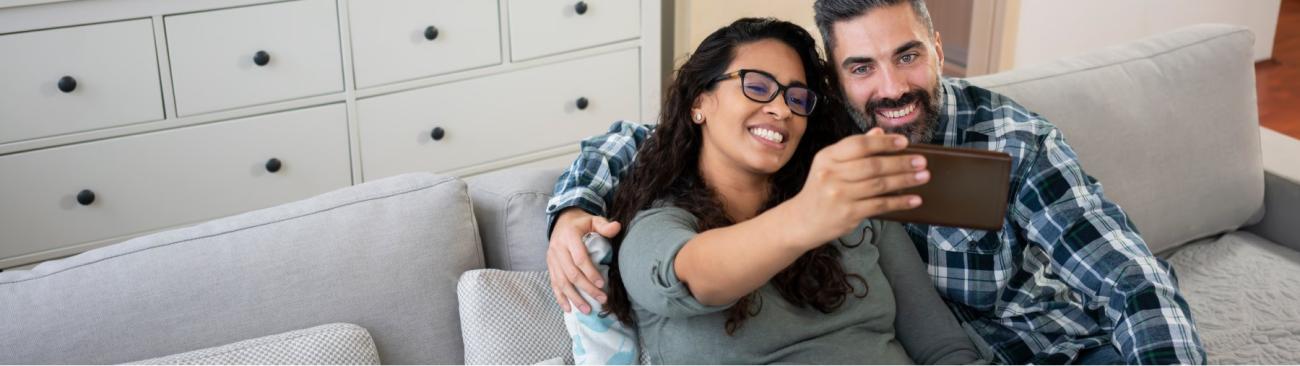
[740,71,815,116]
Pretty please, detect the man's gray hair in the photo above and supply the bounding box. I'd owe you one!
[813,0,934,60]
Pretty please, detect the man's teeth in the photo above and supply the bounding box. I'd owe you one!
[749,127,784,144]
[880,103,915,118]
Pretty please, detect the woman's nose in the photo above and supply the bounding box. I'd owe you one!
[764,97,791,120]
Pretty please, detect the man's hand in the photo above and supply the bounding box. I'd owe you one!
[547,208,622,314]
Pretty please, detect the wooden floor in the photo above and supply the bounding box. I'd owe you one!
[1257,0,1300,139]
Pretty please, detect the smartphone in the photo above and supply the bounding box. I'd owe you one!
[876,144,1013,231]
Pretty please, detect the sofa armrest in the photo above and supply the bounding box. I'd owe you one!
[1245,129,1300,251]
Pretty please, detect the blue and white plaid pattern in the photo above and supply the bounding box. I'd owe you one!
[544,78,1205,364]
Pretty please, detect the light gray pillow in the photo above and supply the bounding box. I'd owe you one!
[129,323,379,365]
[457,269,573,365]
[466,168,565,271]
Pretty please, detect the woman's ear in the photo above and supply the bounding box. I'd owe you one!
[691,94,714,124]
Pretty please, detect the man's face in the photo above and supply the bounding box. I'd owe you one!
[830,3,944,142]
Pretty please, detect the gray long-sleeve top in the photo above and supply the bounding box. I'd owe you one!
[620,205,982,364]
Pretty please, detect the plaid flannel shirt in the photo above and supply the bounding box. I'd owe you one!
[544,78,1205,364]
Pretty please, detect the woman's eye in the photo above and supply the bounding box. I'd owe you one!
[745,84,770,94]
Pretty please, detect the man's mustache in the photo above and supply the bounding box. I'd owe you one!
[866,89,929,112]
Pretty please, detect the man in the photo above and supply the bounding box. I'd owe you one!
[543,0,1205,364]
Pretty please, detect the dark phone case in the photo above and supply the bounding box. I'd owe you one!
[875,144,1012,231]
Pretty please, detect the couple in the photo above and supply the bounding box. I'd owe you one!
[546,0,1206,364]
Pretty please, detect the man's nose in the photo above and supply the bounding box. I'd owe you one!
[877,66,907,100]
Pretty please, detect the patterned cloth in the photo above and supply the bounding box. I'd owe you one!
[457,269,652,365]
[457,270,575,365]
[544,78,1206,364]
[563,233,639,364]
[129,323,380,365]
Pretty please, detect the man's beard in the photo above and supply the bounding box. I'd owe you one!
[847,83,942,143]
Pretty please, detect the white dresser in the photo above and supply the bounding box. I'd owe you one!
[0,0,664,269]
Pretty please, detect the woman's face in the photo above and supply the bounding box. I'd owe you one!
[695,39,809,177]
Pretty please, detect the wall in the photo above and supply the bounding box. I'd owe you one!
[929,0,974,71]
[1011,0,1280,68]
[671,0,819,67]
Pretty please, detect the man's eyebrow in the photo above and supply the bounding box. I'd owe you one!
[894,40,923,56]
[840,56,874,68]
[840,40,926,68]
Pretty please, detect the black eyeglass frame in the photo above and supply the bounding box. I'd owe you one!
[711,69,818,117]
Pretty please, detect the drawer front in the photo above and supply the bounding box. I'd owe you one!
[349,0,501,88]
[0,19,163,144]
[165,0,343,116]
[358,48,639,181]
[507,0,639,61]
[0,104,351,264]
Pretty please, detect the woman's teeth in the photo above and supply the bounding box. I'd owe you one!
[749,127,784,144]
[880,103,916,118]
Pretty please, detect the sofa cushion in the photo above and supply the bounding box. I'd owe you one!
[0,172,484,364]
[968,24,1263,253]
[457,269,572,364]
[130,323,380,365]
[1165,231,1300,364]
[467,168,566,270]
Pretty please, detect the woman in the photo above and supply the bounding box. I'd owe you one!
[597,18,982,364]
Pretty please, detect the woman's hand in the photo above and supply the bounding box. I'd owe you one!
[782,128,931,247]
[547,208,622,314]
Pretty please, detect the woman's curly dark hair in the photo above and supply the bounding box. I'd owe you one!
[602,18,867,335]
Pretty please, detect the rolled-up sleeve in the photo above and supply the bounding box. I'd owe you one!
[618,206,734,318]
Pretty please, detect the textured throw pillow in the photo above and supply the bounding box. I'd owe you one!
[457,270,574,364]
[129,323,379,365]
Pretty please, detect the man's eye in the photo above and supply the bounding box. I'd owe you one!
[899,54,917,64]
[850,65,871,75]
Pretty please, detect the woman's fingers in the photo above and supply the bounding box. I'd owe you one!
[853,194,924,218]
[832,154,927,182]
[822,133,910,163]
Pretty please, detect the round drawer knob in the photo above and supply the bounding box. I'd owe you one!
[265,158,283,173]
[575,97,589,110]
[57,76,77,93]
[424,25,439,41]
[431,127,446,141]
[253,50,271,66]
[574,1,588,15]
[76,189,96,206]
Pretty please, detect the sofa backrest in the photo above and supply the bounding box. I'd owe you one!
[468,25,1265,262]
[0,173,484,364]
[467,167,566,271]
[967,24,1264,253]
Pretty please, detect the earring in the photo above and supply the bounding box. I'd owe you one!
[693,112,704,123]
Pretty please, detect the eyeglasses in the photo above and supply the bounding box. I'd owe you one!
[712,69,818,117]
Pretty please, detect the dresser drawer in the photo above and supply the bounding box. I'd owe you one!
[357,48,639,180]
[348,0,501,89]
[164,0,343,116]
[0,19,163,144]
[507,0,640,61]
[0,104,351,265]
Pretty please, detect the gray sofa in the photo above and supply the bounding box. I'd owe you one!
[1,24,1297,364]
